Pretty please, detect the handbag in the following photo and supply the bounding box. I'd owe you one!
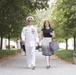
[49,41,59,51]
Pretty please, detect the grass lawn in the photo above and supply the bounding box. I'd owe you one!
[54,50,76,63]
[0,50,18,59]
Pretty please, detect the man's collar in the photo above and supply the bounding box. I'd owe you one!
[28,25,33,26]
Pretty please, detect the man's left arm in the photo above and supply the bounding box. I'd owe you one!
[35,28,39,44]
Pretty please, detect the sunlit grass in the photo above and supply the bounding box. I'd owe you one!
[55,50,76,63]
[0,50,18,59]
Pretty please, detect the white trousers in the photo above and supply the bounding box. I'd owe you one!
[25,46,36,67]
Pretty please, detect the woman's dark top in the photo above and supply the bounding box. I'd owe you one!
[42,28,54,37]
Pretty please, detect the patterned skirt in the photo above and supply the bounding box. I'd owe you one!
[42,37,54,56]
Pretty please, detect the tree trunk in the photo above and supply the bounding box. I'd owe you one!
[8,36,10,50]
[0,34,3,50]
[1,36,3,50]
[65,38,68,50]
[74,35,76,50]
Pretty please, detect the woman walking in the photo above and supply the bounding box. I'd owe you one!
[39,20,55,69]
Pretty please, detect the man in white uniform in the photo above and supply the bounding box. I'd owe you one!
[21,16,39,69]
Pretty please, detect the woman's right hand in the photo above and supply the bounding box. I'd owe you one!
[50,31,55,37]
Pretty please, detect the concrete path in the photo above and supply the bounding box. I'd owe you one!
[0,51,76,75]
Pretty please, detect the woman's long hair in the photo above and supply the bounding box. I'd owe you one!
[43,20,51,28]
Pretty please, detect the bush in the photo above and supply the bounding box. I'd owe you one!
[0,50,18,59]
[55,50,76,63]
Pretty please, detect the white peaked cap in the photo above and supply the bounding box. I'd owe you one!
[26,16,34,21]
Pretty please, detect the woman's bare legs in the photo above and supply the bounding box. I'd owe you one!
[49,56,51,67]
[45,56,50,69]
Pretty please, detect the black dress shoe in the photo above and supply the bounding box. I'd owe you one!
[46,66,49,69]
[49,66,51,68]
[32,66,35,70]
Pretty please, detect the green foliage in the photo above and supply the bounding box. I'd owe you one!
[0,0,50,49]
[0,0,49,38]
[51,0,76,40]
[32,8,52,33]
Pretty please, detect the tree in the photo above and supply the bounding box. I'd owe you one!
[30,0,76,50]
[50,0,76,50]
[0,0,49,49]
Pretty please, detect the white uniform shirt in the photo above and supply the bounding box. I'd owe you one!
[21,25,39,47]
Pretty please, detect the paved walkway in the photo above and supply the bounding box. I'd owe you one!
[0,51,76,75]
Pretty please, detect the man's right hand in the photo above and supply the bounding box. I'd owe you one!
[37,42,39,46]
